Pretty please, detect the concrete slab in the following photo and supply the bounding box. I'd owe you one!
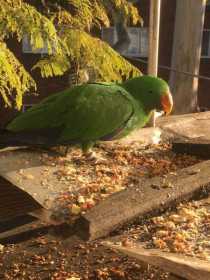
[0,150,60,208]
[158,111,210,140]
[119,111,210,144]
[0,149,79,223]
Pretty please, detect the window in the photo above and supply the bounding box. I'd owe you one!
[22,35,55,54]
[101,27,148,57]
[206,0,210,11]
[201,29,210,58]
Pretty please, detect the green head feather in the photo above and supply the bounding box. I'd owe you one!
[121,75,171,113]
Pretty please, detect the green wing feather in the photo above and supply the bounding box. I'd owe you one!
[7,83,140,143]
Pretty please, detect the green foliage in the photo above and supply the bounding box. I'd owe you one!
[102,0,142,26]
[50,0,142,29]
[0,0,66,53]
[32,54,71,77]
[0,42,36,109]
[0,0,142,109]
[0,0,67,108]
[35,28,140,82]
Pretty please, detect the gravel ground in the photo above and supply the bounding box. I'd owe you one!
[0,142,205,280]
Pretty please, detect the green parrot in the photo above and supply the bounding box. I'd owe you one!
[0,75,173,155]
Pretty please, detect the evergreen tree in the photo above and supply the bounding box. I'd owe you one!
[0,0,142,109]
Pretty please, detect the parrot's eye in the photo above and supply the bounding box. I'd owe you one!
[148,90,153,94]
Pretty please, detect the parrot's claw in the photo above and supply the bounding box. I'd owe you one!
[84,151,107,164]
[63,146,70,157]
[56,146,70,157]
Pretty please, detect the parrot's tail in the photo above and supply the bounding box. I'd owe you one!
[0,129,51,149]
[0,129,28,149]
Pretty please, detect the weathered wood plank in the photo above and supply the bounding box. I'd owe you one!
[120,111,210,145]
[0,148,76,223]
[172,139,210,159]
[158,111,210,143]
[103,242,210,280]
[0,176,42,221]
[75,160,210,240]
[0,215,36,234]
[0,221,53,244]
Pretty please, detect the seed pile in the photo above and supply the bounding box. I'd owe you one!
[145,201,210,260]
[41,143,200,222]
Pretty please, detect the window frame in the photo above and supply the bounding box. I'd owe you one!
[101,27,149,58]
[201,29,210,58]
[206,0,210,11]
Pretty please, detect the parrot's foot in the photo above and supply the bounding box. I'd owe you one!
[81,142,106,164]
[84,151,107,164]
[55,146,70,157]
[63,146,70,157]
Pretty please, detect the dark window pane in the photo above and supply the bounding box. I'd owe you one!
[201,30,210,57]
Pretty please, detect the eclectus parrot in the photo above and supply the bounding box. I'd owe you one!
[0,76,173,155]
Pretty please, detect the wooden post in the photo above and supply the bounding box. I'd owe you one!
[148,0,161,76]
[147,0,162,127]
[169,0,206,114]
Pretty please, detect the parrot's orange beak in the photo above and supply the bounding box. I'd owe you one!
[161,92,173,115]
